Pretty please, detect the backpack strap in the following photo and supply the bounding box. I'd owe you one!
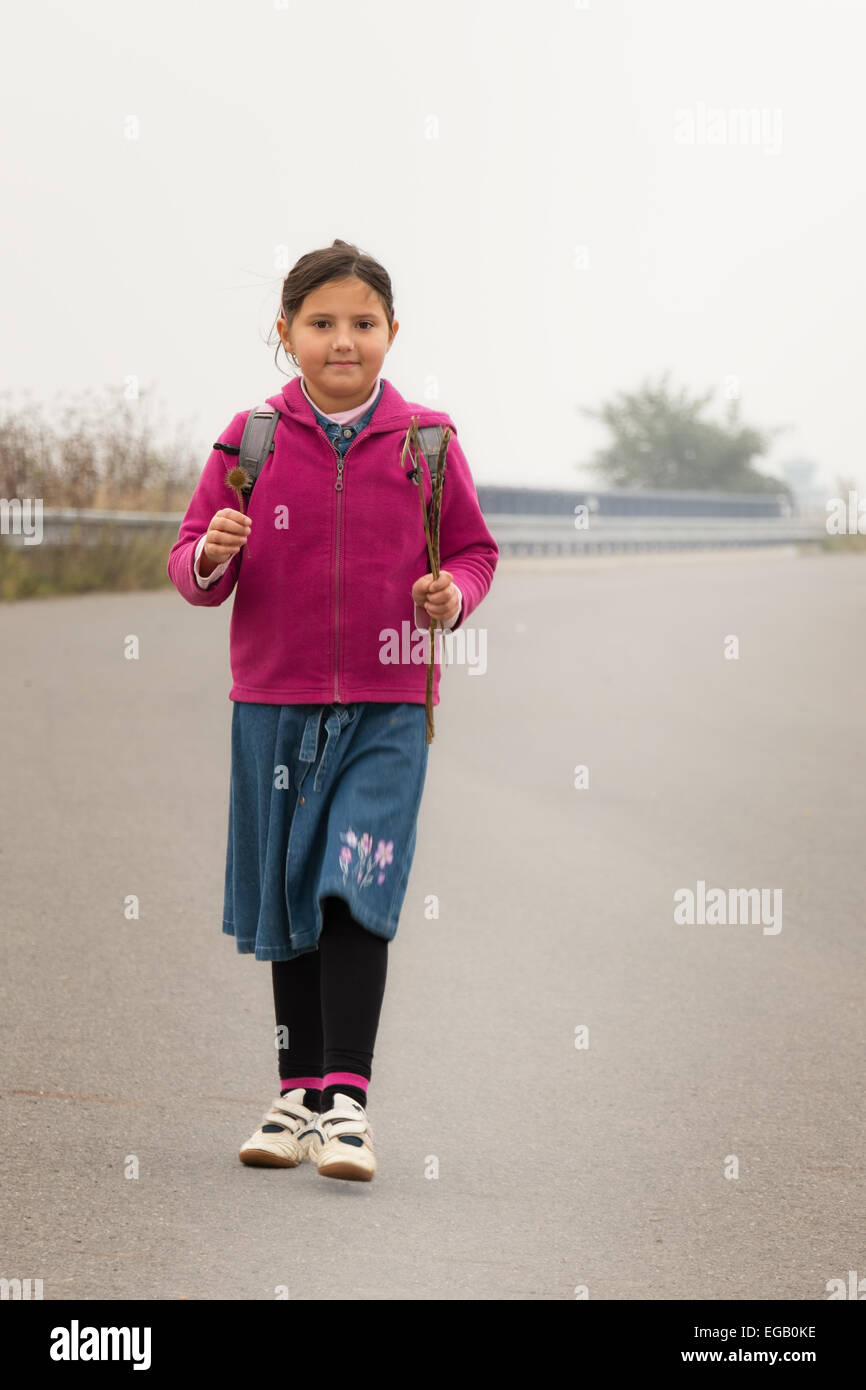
[212,404,279,494]
[235,405,280,495]
[414,425,445,472]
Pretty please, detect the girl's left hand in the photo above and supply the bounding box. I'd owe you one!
[412,570,459,623]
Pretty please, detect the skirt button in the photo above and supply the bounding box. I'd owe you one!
[298,796,306,805]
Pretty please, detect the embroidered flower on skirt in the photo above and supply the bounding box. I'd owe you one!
[339,828,395,887]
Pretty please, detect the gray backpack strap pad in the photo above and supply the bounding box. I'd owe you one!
[237,405,280,492]
[414,425,445,471]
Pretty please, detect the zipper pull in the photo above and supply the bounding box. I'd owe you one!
[335,456,344,491]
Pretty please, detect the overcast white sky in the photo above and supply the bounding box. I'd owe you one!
[1,0,863,493]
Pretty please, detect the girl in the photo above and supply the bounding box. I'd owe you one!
[167,239,498,1182]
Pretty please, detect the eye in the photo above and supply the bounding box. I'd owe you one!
[311,320,376,329]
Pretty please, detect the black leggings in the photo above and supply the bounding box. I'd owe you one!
[271,895,388,1084]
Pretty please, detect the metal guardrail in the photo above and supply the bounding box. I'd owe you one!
[484,513,826,555]
[0,508,829,555]
[0,510,183,549]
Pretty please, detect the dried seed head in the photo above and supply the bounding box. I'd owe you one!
[226,465,252,493]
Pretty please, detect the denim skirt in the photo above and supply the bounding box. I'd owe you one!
[222,701,430,960]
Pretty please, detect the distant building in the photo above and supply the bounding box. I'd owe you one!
[477,484,792,519]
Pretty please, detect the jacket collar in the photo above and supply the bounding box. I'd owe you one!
[266,374,452,437]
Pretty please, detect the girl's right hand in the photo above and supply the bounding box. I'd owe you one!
[202,508,252,563]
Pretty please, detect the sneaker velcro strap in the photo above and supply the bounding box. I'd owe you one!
[322,1117,373,1139]
[268,1107,306,1128]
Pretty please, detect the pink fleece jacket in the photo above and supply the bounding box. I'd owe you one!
[166,374,499,706]
[192,374,464,629]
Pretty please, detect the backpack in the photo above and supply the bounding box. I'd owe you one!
[213,404,447,500]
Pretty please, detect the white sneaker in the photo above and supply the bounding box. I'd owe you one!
[309,1093,376,1182]
[238,1089,319,1168]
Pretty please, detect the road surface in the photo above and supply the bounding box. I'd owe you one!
[1,547,863,1300]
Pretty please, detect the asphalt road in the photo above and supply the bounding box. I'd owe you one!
[1,547,863,1300]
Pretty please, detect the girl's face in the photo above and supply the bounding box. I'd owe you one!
[279,275,398,411]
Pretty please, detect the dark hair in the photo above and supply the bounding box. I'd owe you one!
[271,238,395,377]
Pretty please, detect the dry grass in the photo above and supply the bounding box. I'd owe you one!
[0,383,201,512]
[0,384,201,599]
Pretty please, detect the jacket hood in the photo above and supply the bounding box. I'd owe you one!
[266,375,456,437]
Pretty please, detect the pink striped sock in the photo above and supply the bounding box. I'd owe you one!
[323,1072,368,1094]
[321,1072,369,1112]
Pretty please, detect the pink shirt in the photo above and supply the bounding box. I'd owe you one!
[300,373,382,424]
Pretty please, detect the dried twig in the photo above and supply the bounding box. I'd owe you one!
[399,417,452,742]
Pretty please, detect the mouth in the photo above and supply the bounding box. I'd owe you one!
[328,362,359,368]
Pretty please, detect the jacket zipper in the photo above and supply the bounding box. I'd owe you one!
[326,429,368,702]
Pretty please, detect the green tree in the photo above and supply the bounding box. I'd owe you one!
[582,370,790,493]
